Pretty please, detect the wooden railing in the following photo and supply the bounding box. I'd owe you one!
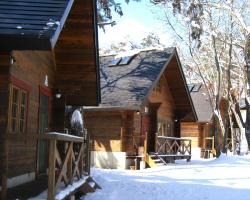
[156,135,191,157]
[41,132,90,200]
[121,132,147,155]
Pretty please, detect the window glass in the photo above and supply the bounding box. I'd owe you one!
[9,85,28,133]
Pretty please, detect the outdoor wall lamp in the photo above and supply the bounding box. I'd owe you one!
[55,88,62,99]
[10,56,16,65]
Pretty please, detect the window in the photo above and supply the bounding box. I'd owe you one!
[9,85,28,133]
[119,56,134,65]
[108,58,121,67]
[158,119,174,136]
[192,84,202,92]
[108,55,136,67]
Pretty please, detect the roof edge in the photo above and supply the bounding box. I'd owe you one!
[51,0,74,49]
[173,48,198,121]
[141,48,175,106]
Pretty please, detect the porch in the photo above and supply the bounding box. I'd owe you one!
[121,132,192,168]
[1,132,99,200]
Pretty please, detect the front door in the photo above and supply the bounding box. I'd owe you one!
[38,93,49,174]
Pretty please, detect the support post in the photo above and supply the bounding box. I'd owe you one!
[85,131,91,175]
[67,142,73,184]
[120,127,124,152]
[1,138,8,200]
[144,132,148,154]
[48,139,56,200]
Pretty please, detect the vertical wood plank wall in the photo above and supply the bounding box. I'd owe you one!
[85,111,135,152]
[85,111,123,152]
[7,50,55,178]
[0,51,10,198]
[55,0,99,106]
[147,76,176,137]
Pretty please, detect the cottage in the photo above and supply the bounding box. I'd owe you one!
[181,84,245,157]
[181,84,214,151]
[84,48,197,169]
[0,0,100,199]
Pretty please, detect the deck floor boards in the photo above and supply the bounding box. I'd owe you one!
[0,175,48,200]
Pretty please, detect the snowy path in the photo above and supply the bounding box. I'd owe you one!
[84,155,250,200]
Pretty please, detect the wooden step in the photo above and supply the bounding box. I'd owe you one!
[145,153,167,168]
[79,176,101,194]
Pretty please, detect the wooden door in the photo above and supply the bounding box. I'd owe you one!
[38,93,49,174]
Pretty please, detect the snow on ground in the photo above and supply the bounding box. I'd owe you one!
[83,154,250,200]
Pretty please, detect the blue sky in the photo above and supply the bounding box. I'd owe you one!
[98,0,174,49]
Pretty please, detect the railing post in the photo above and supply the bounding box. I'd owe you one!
[85,131,91,175]
[189,140,191,156]
[79,142,83,178]
[48,139,56,200]
[120,127,124,152]
[67,141,73,184]
[144,132,148,154]
[155,132,158,153]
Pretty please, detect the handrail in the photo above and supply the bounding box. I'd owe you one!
[157,136,191,141]
[156,134,191,157]
[121,132,147,154]
[40,132,84,143]
[40,132,89,200]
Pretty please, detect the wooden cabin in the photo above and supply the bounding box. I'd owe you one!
[181,84,214,150]
[0,0,100,199]
[84,48,197,169]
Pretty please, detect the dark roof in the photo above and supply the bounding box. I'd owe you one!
[0,0,73,50]
[99,48,175,108]
[189,84,213,122]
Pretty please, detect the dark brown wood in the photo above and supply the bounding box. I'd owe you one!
[54,0,100,106]
[44,132,88,199]
[48,138,56,200]
[156,136,191,161]
[0,51,10,200]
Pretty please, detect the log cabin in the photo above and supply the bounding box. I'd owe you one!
[0,0,100,199]
[180,84,242,157]
[181,84,214,152]
[84,48,197,169]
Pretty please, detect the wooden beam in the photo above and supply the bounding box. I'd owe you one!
[0,51,10,200]
[1,139,8,200]
[47,139,56,200]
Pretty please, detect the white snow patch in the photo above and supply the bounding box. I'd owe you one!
[83,154,250,200]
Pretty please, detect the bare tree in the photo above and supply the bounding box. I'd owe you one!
[151,0,250,154]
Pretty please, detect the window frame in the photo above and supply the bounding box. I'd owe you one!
[8,76,31,134]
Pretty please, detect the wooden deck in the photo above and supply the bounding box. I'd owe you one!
[0,176,48,200]
[1,132,92,200]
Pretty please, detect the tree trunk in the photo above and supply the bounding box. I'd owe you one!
[245,35,250,152]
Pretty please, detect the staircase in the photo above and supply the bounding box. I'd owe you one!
[145,153,167,168]
[79,176,101,194]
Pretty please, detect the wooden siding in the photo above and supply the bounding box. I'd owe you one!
[85,111,135,152]
[54,0,99,106]
[181,122,201,147]
[85,112,123,152]
[0,51,10,188]
[181,122,213,148]
[7,50,55,178]
[148,76,175,137]
[164,56,195,120]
